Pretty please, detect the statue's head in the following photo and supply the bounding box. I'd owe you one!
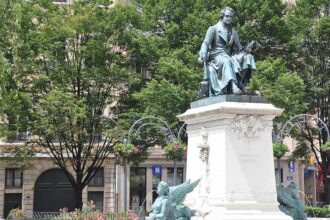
[157,181,169,196]
[220,6,235,25]
[288,182,297,190]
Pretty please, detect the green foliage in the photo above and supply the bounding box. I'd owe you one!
[0,1,137,208]
[133,79,192,126]
[283,0,329,202]
[221,0,290,57]
[0,0,328,206]
[249,58,307,122]
[112,143,148,166]
[9,202,137,220]
[321,141,330,153]
[272,142,289,158]
[305,206,330,218]
[163,140,187,161]
[291,139,312,160]
[121,0,305,134]
[0,145,35,171]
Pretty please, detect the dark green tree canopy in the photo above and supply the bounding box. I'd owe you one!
[0,0,136,209]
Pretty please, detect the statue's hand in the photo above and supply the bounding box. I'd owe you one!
[244,47,252,54]
[243,40,260,54]
[198,52,209,63]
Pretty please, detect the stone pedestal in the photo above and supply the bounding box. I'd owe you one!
[177,99,292,220]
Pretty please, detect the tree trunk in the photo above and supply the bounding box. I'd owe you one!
[75,187,84,210]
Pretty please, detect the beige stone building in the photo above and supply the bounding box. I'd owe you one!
[274,137,317,206]
[0,141,117,218]
[1,133,318,219]
[0,139,186,219]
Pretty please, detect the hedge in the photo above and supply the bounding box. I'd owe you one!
[305,206,330,217]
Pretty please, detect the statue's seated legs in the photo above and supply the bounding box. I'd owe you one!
[204,57,241,96]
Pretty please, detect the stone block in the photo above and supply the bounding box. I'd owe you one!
[178,100,291,220]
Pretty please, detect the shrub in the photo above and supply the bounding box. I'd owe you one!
[112,143,147,166]
[273,142,289,158]
[164,140,187,161]
[7,208,25,219]
[52,201,138,220]
[305,206,330,217]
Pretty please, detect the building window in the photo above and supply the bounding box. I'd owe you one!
[88,168,104,187]
[167,168,184,186]
[5,169,23,188]
[88,192,104,211]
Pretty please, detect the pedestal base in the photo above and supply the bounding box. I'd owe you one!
[177,99,292,220]
[192,211,292,220]
[188,196,292,220]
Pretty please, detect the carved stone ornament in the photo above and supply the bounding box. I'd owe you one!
[231,115,266,140]
[197,127,210,194]
[198,127,209,163]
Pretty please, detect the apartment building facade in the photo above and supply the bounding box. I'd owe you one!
[0,138,186,218]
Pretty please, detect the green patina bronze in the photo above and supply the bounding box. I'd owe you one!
[198,6,259,97]
[148,180,200,220]
[277,182,307,220]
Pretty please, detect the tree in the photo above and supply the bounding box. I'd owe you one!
[0,0,135,209]
[249,58,307,123]
[284,0,330,203]
[117,0,307,136]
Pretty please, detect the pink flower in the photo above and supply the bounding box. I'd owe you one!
[175,144,179,149]
[114,152,119,157]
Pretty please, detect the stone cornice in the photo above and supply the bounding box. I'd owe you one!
[177,102,283,124]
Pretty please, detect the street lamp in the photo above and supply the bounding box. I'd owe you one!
[124,116,186,211]
[279,114,329,205]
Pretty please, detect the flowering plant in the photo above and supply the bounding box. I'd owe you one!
[7,208,25,219]
[164,140,187,161]
[113,143,147,166]
[54,201,138,220]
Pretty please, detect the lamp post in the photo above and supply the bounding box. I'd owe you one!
[279,114,329,204]
[124,116,186,210]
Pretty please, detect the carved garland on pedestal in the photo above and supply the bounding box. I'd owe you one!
[231,115,266,140]
[197,127,210,194]
[196,127,211,218]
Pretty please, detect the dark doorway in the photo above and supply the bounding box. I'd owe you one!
[34,169,76,212]
[4,193,22,218]
[130,167,146,211]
